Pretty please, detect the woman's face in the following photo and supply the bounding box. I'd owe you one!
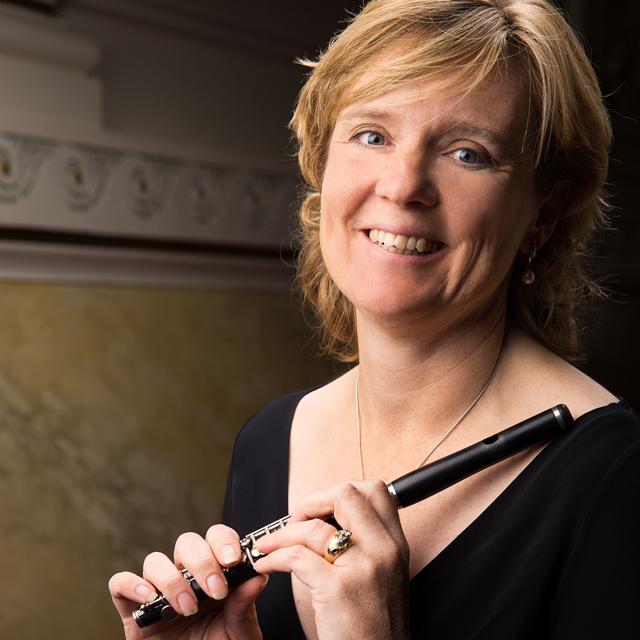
[319,69,544,327]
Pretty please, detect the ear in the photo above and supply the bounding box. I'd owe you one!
[520,177,571,254]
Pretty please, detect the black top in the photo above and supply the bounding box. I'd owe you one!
[223,391,640,639]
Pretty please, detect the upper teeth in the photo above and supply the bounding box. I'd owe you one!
[368,228,437,254]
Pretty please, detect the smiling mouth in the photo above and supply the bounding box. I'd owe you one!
[367,228,443,256]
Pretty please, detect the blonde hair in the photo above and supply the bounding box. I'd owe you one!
[291,0,611,362]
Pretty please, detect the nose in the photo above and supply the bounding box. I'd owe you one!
[374,151,439,209]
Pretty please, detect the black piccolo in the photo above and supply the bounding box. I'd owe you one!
[134,404,573,627]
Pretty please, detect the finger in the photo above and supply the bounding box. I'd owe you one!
[142,551,198,617]
[292,480,398,526]
[353,479,405,539]
[174,531,228,601]
[291,481,391,539]
[223,574,268,640]
[205,523,243,568]
[253,545,332,589]
[254,518,337,557]
[108,571,158,621]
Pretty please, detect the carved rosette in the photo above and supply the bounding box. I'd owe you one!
[182,168,227,225]
[128,160,170,219]
[0,135,49,204]
[61,148,115,212]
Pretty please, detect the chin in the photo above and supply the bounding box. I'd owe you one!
[355,293,441,323]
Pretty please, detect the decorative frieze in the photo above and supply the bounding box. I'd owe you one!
[60,147,115,212]
[0,135,50,204]
[0,131,298,251]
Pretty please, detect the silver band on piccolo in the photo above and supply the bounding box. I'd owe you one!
[133,404,573,627]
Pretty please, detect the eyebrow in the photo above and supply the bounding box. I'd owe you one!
[442,124,509,149]
[337,108,394,124]
[337,108,510,149]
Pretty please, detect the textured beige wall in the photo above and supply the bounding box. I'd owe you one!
[0,282,337,639]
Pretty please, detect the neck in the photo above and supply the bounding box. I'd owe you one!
[354,303,508,451]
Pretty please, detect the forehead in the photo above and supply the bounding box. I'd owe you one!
[338,68,530,136]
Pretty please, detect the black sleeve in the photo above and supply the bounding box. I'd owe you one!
[550,441,640,638]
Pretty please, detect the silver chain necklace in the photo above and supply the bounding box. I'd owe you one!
[354,356,501,481]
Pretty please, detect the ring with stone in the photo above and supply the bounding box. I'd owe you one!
[323,529,354,563]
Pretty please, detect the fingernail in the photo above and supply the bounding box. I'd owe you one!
[178,592,198,616]
[221,544,240,565]
[206,574,228,600]
[261,575,269,588]
[135,584,157,603]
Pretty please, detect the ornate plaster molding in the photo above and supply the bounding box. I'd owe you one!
[0,131,298,249]
[0,130,298,290]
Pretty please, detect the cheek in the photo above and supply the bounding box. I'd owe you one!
[319,165,367,242]
[318,193,343,257]
[321,143,375,220]
[450,181,534,249]
[318,211,331,259]
[320,145,346,207]
[445,191,534,288]
[318,194,364,301]
[319,173,343,235]
[318,200,345,284]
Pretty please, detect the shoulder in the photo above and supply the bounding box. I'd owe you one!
[288,368,356,458]
[570,400,640,460]
[499,331,619,421]
[540,401,640,493]
[495,331,638,482]
[569,400,640,453]
[233,388,314,453]
[293,369,354,422]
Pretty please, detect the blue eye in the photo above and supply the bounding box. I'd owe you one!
[452,148,485,165]
[357,131,386,146]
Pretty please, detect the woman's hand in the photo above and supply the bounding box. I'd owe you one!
[108,524,268,640]
[253,479,410,640]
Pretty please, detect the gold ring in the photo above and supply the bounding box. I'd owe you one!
[324,529,353,563]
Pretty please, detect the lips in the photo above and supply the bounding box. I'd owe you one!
[367,227,442,255]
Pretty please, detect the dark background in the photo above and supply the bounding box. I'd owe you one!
[560,1,640,408]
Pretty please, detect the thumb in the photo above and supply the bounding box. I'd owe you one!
[223,574,268,640]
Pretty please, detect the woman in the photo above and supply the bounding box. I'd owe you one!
[110,0,640,638]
